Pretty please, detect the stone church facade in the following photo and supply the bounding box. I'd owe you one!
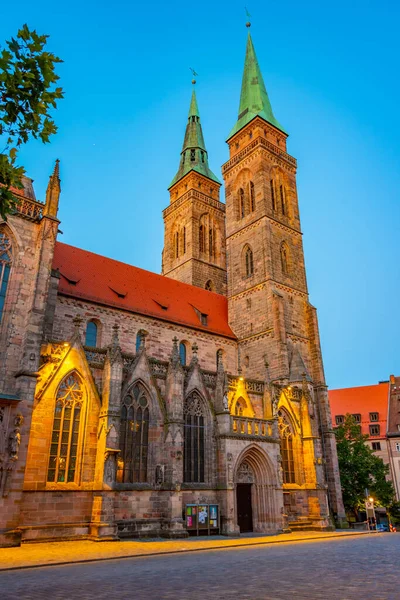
[0,28,346,546]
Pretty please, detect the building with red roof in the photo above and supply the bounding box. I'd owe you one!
[0,27,346,547]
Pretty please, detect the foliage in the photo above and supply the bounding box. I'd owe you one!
[0,24,63,218]
[335,414,396,515]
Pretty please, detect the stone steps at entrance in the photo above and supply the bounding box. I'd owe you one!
[288,520,319,532]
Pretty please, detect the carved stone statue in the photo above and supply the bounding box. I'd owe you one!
[156,464,165,486]
[8,428,21,460]
[223,392,229,412]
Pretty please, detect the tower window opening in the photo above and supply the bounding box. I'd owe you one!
[281,243,289,275]
[199,224,205,253]
[205,280,214,292]
[280,184,286,215]
[245,246,254,278]
[0,231,12,324]
[190,149,196,162]
[201,151,205,163]
[239,188,245,219]
[182,227,186,254]
[175,231,179,259]
[270,180,276,211]
[249,181,255,212]
[209,228,214,259]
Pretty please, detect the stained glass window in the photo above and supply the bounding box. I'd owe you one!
[119,383,149,483]
[0,231,12,324]
[278,409,295,484]
[184,392,206,483]
[47,372,84,483]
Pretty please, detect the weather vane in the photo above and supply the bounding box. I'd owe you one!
[245,6,251,27]
[189,67,198,85]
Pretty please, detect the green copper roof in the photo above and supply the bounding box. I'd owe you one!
[228,31,287,139]
[169,89,220,188]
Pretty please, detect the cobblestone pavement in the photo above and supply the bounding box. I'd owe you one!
[0,530,368,570]
[0,533,399,600]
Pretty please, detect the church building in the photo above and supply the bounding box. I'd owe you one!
[0,26,346,546]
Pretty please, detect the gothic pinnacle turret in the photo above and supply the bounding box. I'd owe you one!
[169,86,220,188]
[44,159,61,218]
[228,29,286,139]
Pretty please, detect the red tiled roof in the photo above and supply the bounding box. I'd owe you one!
[52,242,236,339]
[329,383,389,437]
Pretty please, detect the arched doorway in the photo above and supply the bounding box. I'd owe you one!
[234,445,281,533]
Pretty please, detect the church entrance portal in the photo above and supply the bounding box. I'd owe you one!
[236,483,253,532]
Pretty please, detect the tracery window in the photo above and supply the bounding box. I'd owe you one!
[234,398,246,416]
[85,321,98,347]
[47,372,84,483]
[249,181,255,212]
[278,409,295,484]
[239,188,245,219]
[245,246,254,278]
[120,383,149,483]
[0,231,12,324]
[184,392,206,483]
[179,341,187,366]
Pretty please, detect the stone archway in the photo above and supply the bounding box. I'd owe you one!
[234,445,282,533]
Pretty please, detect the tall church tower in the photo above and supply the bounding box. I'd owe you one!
[162,85,227,294]
[223,26,347,524]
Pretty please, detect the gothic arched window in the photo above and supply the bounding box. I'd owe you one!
[199,224,205,253]
[270,179,276,211]
[244,246,254,278]
[278,409,295,484]
[184,392,206,483]
[0,230,12,324]
[239,188,245,219]
[281,243,289,275]
[120,383,149,483]
[249,181,255,212]
[205,280,214,291]
[47,372,84,483]
[85,321,98,347]
[136,331,145,352]
[179,341,187,366]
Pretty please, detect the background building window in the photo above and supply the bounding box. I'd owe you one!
[119,383,149,483]
[0,231,12,324]
[395,442,400,452]
[179,342,187,366]
[335,415,344,425]
[369,424,380,436]
[47,372,84,483]
[369,412,379,422]
[372,442,381,451]
[184,392,206,483]
[352,414,361,423]
[85,321,98,347]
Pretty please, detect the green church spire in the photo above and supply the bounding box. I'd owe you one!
[228,29,287,139]
[169,87,220,188]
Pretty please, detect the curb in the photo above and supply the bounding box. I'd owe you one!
[0,530,374,572]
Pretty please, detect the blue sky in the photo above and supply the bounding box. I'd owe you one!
[1,0,399,389]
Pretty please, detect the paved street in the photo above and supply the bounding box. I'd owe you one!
[1,534,398,600]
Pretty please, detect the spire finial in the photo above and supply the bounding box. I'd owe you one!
[189,67,198,86]
[245,7,251,27]
[44,158,61,218]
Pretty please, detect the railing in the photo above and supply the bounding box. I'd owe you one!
[222,136,297,174]
[15,196,44,221]
[228,375,264,395]
[84,346,107,368]
[231,416,276,439]
[149,357,168,379]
